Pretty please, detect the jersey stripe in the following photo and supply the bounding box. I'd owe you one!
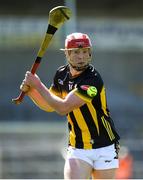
[101,116,115,141]
[86,103,100,135]
[72,108,92,149]
[67,114,76,147]
[100,87,108,116]
[69,111,83,148]
[80,105,99,144]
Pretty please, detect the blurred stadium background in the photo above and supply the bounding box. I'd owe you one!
[0,0,143,178]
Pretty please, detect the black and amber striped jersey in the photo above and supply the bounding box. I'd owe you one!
[50,64,120,149]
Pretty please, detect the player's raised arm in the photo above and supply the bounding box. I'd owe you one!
[20,71,85,115]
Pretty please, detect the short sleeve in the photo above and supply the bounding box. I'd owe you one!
[73,72,103,103]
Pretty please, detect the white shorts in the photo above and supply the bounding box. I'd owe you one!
[66,144,119,170]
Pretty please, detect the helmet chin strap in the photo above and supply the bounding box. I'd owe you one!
[69,63,89,71]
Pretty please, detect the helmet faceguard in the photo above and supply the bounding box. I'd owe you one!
[61,33,92,71]
[67,48,92,71]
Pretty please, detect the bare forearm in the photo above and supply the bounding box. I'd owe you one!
[27,88,54,112]
[36,82,69,115]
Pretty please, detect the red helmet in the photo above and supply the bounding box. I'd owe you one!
[61,32,92,50]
